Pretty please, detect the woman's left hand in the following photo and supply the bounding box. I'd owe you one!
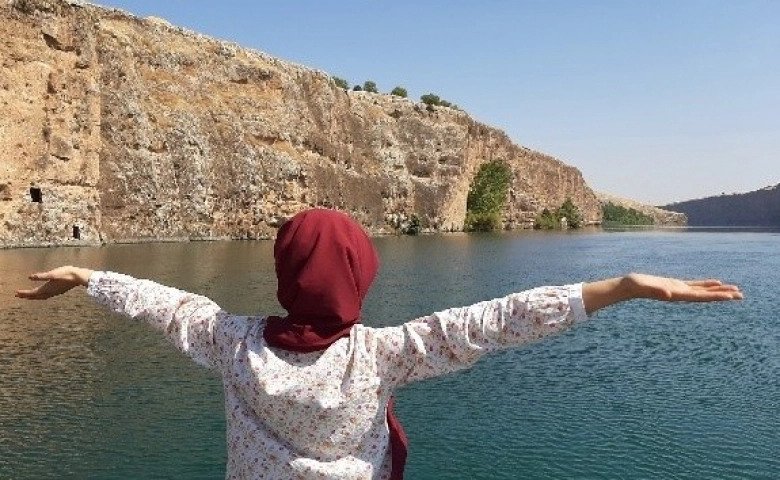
[15,266,94,300]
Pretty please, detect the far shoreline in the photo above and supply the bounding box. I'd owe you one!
[6,224,779,252]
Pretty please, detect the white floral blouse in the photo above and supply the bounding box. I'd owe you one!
[87,271,588,479]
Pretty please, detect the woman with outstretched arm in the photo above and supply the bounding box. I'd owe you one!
[15,209,743,480]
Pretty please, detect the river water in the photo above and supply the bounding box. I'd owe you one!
[1,228,778,479]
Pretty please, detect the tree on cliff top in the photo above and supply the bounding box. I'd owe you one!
[362,80,378,93]
[332,76,349,89]
[420,93,441,106]
[420,93,460,111]
[390,86,408,98]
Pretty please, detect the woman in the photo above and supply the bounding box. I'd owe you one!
[15,209,742,479]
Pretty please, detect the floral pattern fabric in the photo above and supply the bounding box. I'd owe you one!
[87,271,587,479]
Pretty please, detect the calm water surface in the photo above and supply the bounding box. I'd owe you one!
[0,229,778,479]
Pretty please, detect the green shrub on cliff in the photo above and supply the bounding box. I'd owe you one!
[602,202,654,225]
[534,198,584,229]
[558,197,584,228]
[332,76,349,89]
[363,81,379,93]
[420,93,441,106]
[465,160,512,232]
[465,211,503,232]
[390,86,408,98]
[420,93,459,110]
[534,208,558,229]
[402,214,421,235]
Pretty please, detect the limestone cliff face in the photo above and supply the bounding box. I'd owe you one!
[1,0,602,248]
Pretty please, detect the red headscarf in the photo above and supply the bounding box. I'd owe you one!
[263,209,408,479]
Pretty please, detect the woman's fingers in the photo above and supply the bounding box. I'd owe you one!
[688,286,743,301]
[14,287,42,299]
[652,277,742,302]
[29,268,67,281]
[681,279,742,298]
[685,279,723,287]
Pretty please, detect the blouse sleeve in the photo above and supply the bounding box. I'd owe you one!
[371,283,588,387]
[87,271,222,370]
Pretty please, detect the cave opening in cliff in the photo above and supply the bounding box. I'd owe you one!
[72,225,81,240]
[30,187,42,203]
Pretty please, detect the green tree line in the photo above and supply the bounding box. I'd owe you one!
[601,203,655,226]
[331,77,458,109]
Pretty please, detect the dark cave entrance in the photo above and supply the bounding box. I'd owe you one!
[29,187,42,203]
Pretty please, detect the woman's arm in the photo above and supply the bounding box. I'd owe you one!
[374,283,588,386]
[373,274,742,387]
[16,266,223,370]
[582,273,743,315]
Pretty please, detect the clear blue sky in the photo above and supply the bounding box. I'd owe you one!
[96,0,779,205]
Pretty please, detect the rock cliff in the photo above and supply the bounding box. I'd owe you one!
[1,0,602,248]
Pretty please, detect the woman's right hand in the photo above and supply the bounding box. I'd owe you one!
[583,273,743,314]
[15,266,94,300]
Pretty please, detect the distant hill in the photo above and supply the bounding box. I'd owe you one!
[661,184,780,226]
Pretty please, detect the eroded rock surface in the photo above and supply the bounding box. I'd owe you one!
[1,0,602,247]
